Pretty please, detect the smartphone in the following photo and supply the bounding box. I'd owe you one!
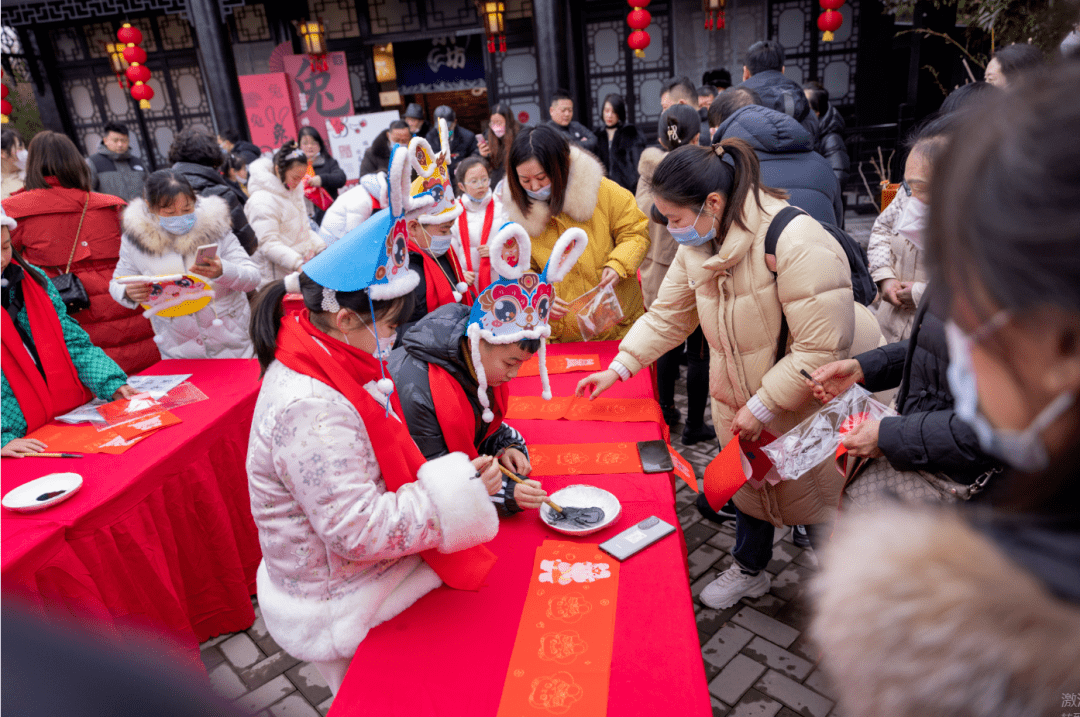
[194,243,219,266]
[599,516,676,561]
[637,440,674,474]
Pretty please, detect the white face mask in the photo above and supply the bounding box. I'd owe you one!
[895,195,928,250]
[15,149,27,171]
[945,318,1075,472]
[425,229,453,257]
[345,310,395,361]
[463,189,491,209]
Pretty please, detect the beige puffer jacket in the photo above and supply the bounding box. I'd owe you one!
[636,146,679,309]
[614,192,883,527]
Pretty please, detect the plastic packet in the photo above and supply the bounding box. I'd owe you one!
[761,384,896,482]
[570,283,624,341]
[94,381,209,430]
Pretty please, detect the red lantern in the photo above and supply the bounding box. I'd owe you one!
[116,24,143,46]
[628,0,650,6]
[1,83,8,100]
[130,82,154,109]
[817,9,843,42]
[125,64,151,84]
[703,0,726,30]
[123,46,147,65]
[627,8,651,29]
[628,29,651,58]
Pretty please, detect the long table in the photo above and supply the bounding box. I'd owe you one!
[1,359,263,660]
[330,341,711,716]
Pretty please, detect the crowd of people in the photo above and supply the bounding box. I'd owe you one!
[2,30,1079,714]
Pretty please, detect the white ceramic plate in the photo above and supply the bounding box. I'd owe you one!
[2,473,83,513]
[541,484,622,536]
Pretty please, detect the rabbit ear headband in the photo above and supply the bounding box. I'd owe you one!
[465,224,588,420]
[408,117,463,225]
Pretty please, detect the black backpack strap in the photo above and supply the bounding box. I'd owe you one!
[764,206,806,364]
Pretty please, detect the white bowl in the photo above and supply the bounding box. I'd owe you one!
[541,484,622,536]
[2,473,83,513]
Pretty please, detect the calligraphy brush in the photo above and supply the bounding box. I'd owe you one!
[497,464,563,513]
[23,453,84,458]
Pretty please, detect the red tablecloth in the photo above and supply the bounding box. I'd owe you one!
[1,359,263,657]
[330,342,710,716]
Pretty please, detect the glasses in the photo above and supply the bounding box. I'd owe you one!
[464,178,490,189]
[901,179,929,198]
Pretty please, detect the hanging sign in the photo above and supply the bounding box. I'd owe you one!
[283,51,354,130]
[238,73,300,155]
[395,35,486,94]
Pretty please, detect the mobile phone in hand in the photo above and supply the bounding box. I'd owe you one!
[194,243,219,266]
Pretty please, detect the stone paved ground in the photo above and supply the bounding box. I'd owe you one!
[198,208,875,715]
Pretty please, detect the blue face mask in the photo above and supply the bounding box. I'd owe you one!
[525,184,552,201]
[667,201,716,247]
[945,319,1074,472]
[159,212,197,236]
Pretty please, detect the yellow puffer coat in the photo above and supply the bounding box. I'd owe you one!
[614,192,883,527]
[500,146,649,342]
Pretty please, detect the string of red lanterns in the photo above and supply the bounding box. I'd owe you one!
[118,23,154,109]
[818,0,844,42]
[627,0,652,59]
[703,0,726,31]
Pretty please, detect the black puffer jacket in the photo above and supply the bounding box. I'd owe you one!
[171,162,258,255]
[388,303,528,515]
[310,153,347,200]
[855,288,1001,483]
[737,70,819,142]
[231,140,261,166]
[814,106,850,189]
[594,123,645,193]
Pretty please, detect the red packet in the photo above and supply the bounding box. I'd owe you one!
[668,446,698,493]
[703,436,749,510]
[112,411,181,440]
[518,354,601,377]
[740,432,779,489]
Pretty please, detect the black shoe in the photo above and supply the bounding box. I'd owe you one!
[661,404,681,428]
[792,524,811,548]
[696,494,738,525]
[682,423,717,446]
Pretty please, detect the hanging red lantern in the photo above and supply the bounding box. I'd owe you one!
[116,24,143,46]
[126,64,151,84]
[703,0,726,30]
[627,8,651,30]
[118,23,153,109]
[1,80,10,125]
[475,1,507,53]
[626,0,651,59]
[628,30,651,58]
[122,46,147,65]
[817,8,843,42]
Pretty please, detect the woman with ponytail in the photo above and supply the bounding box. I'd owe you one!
[245,159,501,694]
[638,105,714,444]
[578,138,882,610]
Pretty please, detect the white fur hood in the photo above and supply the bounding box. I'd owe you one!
[121,194,231,257]
[501,145,604,237]
[246,156,302,201]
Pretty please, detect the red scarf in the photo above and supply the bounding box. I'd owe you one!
[1,270,93,434]
[273,311,496,591]
[457,198,496,295]
[428,361,508,458]
[408,239,462,312]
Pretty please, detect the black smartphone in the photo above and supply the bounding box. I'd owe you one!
[637,439,674,474]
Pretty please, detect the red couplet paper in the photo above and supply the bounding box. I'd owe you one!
[518,354,602,378]
[669,446,699,493]
[496,540,620,717]
[703,436,750,510]
[529,443,642,476]
[24,418,173,455]
[505,396,663,424]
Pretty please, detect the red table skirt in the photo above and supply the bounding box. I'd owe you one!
[329,341,710,716]
[1,359,263,658]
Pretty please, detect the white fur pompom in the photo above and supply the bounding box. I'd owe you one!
[376,378,395,396]
[542,388,552,400]
[456,281,468,293]
[153,334,164,344]
[482,408,495,423]
[453,291,463,303]
[212,318,224,327]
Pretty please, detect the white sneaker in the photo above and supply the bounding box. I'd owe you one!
[699,564,770,609]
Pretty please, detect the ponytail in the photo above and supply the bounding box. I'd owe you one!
[648,137,786,241]
[250,280,290,377]
[249,271,416,377]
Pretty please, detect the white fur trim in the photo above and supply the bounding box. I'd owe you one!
[475,325,551,345]
[467,325,494,423]
[367,268,420,300]
[417,201,464,224]
[387,144,412,217]
[487,223,532,280]
[417,451,499,553]
[255,556,440,662]
[502,146,604,237]
[284,272,302,294]
[0,212,16,230]
[544,228,589,282]
[407,135,438,180]
[539,339,552,400]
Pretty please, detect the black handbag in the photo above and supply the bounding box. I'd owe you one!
[53,192,92,314]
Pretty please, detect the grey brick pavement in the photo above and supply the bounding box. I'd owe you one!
[200,205,876,714]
